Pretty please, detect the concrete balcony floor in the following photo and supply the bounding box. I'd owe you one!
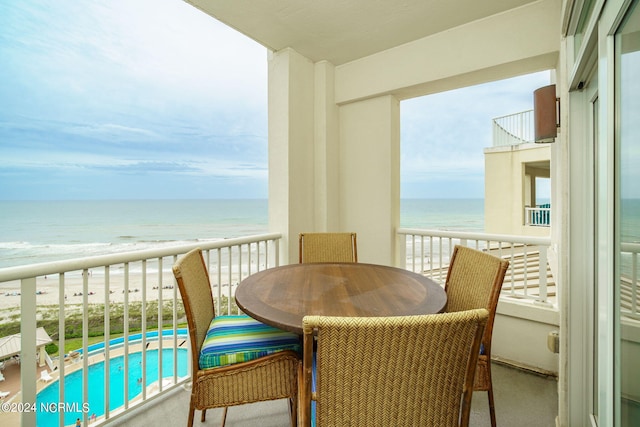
[112,362,558,427]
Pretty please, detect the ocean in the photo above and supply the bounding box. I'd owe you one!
[0,199,485,269]
[401,199,484,231]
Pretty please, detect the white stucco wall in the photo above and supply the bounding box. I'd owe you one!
[622,321,640,404]
[313,61,341,232]
[484,143,551,236]
[494,300,560,374]
[338,96,401,265]
[268,48,316,263]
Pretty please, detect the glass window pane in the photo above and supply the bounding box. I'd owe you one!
[574,0,596,57]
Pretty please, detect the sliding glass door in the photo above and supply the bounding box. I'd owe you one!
[615,2,640,425]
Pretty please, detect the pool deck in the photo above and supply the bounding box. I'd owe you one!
[1,357,55,426]
[1,356,67,426]
[0,339,184,426]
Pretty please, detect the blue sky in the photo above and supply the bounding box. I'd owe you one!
[0,0,550,201]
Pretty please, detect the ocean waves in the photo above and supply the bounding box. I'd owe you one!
[0,238,216,269]
[0,199,270,269]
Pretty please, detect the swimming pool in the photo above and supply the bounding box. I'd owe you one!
[36,348,188,427]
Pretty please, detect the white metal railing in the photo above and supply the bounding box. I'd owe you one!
[0,233,281,427]
[492,109,534,147]
[621,242,640,320]
[397,228,554,306]
[525,205,551,227]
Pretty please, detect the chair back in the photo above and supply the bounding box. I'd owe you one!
[298,232,357,263]
[300,309,489,427]
[444,245,509,348]
[173,248,215,371]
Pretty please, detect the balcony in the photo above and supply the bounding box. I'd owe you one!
[492,110,534,147]
[525,204,551,227]
[0,231,560,426]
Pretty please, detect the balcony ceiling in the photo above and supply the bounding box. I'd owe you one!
[184,0,537,65]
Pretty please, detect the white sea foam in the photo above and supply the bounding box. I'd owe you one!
[0,199,490,269]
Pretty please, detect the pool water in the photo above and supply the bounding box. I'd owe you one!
[36,348,187,426]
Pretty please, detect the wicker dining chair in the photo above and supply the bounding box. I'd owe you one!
[299,309,489,427]
[298,232,357,263]
[444,245,510,427]
[173,248,301,427]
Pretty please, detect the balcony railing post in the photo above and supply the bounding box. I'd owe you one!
[20,277,37,427]
[538,246,548,303]
[216,249,222,314]
[104,265,111,419]
[141,260,147,401]
[632,251,638,317]
[58,273,67,427]
[82,269,90,426]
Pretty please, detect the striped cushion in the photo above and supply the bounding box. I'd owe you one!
[199,314,301,369]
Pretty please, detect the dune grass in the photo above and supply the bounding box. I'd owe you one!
[0,296,238,357]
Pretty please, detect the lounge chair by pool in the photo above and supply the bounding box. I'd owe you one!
[40,370,53,383]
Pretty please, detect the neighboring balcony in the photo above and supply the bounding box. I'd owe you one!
[525,204,551,227]
[492,110,534,148]
[486,109,551,237]
[0,230,562,426]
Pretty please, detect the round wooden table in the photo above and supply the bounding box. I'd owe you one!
[235,263,447,334]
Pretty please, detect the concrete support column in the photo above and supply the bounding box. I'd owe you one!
[339,95,401,265]
[269,50,400,266]
[268,48,315,263]
[313,61,340,231]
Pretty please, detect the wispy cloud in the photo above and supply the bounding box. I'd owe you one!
[0,0,270,200]
[0,1,551,200]
[64,123,161,141]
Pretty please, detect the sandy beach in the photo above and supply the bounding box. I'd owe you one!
[0,269,239,320]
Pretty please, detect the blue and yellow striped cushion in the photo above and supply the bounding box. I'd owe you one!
[199,314,301,370]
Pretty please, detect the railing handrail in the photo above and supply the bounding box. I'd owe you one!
[621,242,640,253]
[397,228,551,246]
[0,233,282,282]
